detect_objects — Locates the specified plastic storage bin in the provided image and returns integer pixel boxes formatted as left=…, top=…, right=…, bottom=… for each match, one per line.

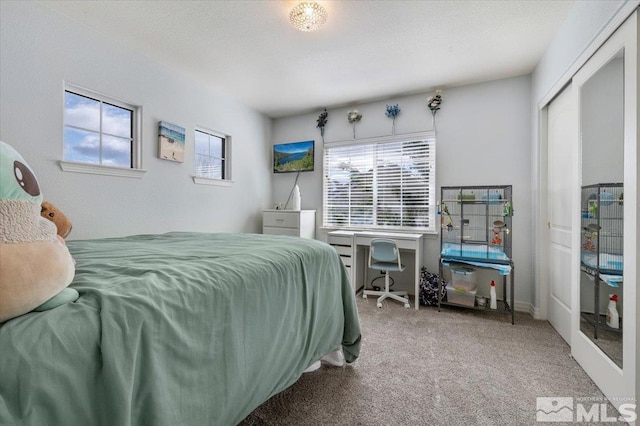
left=451, top=266, right=477, bottom=291
left=446, top=284, right=477, bottom=307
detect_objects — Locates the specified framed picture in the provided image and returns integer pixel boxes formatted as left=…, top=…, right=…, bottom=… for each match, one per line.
left=273, top=140, right=314, bottom=173
left=159, top=121, right=186, bottom=163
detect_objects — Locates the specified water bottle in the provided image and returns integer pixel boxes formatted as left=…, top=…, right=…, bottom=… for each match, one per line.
left=490, top=280, right=497, bottom=310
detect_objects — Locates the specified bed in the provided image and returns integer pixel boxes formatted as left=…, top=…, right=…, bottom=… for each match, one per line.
left=0, top=232, right=361, bottom=426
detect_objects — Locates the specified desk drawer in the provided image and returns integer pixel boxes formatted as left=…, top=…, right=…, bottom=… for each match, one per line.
left=332, top=245, right=353, bottom=257
left=339, top=255, right=352, bottom=268
left=356, top=236, right=416, bottom=251
left=263, top=211, right=299, bottom=229
left=328, top=235, right=353, bottom=246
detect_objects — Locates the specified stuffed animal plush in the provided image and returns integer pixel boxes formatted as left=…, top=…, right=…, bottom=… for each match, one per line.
left=41, top=201, right=72, bottom=238
left=0, top=141, right=78, bottom=323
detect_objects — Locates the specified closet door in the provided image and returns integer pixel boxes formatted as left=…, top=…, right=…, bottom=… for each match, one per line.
left=546, top=84, right=578, bottom=345
left=571, top=11, right=637, bottom=413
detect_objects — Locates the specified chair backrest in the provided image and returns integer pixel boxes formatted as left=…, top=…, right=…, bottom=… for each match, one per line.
left=368, top=239, right=402, bottom=269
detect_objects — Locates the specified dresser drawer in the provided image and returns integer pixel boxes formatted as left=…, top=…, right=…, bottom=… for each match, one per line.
left=263, top=226, right=299, bottom=237
left=263, top=211, right=300, bottom=229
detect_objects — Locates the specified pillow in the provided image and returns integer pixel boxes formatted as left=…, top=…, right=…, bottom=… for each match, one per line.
left=0, top=141, right=76, bottom=323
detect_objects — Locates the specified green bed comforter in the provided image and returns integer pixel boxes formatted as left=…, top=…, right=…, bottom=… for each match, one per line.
left=0, top=232, right=361, bottom=426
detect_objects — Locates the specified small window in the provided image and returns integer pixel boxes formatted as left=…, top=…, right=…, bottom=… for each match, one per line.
left=194, top=128, right=230, bottom=182
left=63, top=85, right=140, bottom=171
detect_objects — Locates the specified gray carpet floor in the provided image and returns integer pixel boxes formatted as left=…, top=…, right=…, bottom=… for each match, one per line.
left=241, top=297, right=618, bottom=425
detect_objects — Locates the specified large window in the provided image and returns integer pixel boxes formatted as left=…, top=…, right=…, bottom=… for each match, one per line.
left=323, top=132, right=436, bottom=232
left=194, top=128, right=229, bottom=181
left=63, top=85, right=139, bottom=169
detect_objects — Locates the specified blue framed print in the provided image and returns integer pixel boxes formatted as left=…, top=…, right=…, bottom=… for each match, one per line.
left=273, top=140, right=314, bottom=173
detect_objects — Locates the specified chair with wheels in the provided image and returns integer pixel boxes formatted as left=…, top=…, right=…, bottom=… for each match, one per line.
left=362, top=238, right=410, bottom=308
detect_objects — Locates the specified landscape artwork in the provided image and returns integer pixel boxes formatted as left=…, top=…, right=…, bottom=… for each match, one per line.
left=273, top=140, right=314, bottom=173
left=159, top=121, right=186, bottom=162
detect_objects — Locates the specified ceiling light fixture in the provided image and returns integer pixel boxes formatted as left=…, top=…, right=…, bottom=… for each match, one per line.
left=289, top=2, right=327, bottom=32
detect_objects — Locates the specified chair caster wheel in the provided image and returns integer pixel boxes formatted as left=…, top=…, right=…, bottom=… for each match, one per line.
left=376, top=303, right=382, bottom=308
left=404, top=303, right=410, bottom=309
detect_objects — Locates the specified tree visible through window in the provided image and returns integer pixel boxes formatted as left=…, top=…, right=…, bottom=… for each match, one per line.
left=323, top=133, right=435, bottom=232
left=63, top=88, right=136, bottom=168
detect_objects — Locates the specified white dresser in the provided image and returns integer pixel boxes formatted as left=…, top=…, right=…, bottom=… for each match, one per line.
left=262, top=210, right=316, bottom=239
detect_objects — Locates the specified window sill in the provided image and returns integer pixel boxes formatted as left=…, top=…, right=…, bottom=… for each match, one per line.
left=193, top=176, right=233, bottom=187
left=320, top=225, right=438, bottom=236
left=60, top=161, right=146, bottom=178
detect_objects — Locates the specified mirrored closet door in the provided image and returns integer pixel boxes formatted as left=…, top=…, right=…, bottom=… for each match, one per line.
left=571, top=10, right=637, bottom=409
left=578, top=51, right=623, bottom=368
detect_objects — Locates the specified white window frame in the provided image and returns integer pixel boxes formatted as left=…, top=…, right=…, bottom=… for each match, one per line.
left=60, top=83, right=145, bottom=178
left=192, top=126, right=233, bottom=187
left=322, top=131, right=436, bottom=233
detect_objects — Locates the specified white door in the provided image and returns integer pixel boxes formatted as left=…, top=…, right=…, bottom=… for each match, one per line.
left=546, top=84, right=577, bottom=345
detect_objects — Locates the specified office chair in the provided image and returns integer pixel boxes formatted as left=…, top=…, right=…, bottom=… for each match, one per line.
left=362, top=239, right=410, bottom=309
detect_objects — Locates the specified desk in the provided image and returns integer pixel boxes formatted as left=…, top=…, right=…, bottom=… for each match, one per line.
left=328, top=230, right=424, bottom=310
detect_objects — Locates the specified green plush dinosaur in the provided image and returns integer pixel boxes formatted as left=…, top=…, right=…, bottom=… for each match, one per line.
left=0, top=141, right=77, bottom=323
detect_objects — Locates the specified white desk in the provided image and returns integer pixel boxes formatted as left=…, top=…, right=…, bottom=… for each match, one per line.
left=328, top=230, right=424, bottom=310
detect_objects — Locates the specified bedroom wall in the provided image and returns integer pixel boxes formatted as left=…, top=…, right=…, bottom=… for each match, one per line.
left=0, top=2, right=272, bottom=240
left=271, top=75, right=533, bottom=308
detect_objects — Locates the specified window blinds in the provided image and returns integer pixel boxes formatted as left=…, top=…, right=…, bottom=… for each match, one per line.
left=323, top=133, right=435, bottom=232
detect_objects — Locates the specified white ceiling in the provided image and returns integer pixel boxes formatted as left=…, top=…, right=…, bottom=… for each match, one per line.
left=40, top=0, right=575, bottom=118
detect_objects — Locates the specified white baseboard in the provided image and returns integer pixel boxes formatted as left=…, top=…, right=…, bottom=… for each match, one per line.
left=514, top=301, right=545, bottom=319
left=530, top=305, right=544, bottom=319
left=514, top=301, right=532, bottom=314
